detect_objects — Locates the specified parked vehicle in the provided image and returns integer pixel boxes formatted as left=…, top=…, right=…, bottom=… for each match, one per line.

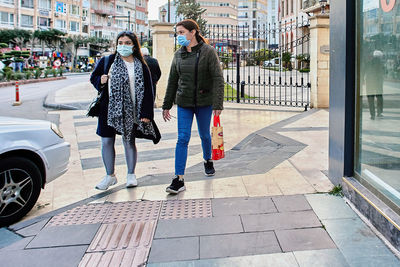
left=0, top=116, right=70, bottom=226
left=263, top=58, right=281, bottom=67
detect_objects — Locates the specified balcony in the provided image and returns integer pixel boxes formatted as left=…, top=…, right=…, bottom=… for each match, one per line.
left=302, top=0, right=329, bottom=12
left=92, top=8, right=114, bottom=16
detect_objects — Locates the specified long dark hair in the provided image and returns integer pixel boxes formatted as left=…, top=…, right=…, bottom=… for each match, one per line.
left=114, top=31, right=147, bottom=66
left=176, top=19, right=209, bottom=44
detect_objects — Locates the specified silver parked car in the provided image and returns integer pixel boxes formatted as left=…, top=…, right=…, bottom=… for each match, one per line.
left=0, top=116, right=70, bottom=226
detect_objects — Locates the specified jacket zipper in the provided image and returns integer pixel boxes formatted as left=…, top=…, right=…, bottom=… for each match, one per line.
left=194, top=50, right=200, bottom=107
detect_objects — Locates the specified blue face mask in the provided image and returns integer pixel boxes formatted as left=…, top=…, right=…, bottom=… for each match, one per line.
left=117, top=45, right=134, bottom=57
left=177, top=35, right=191, bottom=47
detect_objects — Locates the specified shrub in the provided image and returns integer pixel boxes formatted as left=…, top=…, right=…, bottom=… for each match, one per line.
left=57, top=68, right=63, bottom=76
left=44, top=69, right=52, bottom=78
left=34, top=68, right=42, bottom=79
left=13, top=71, right=24, bottom=80
left=52, top=69, right=57, bottom=77
left=24, top=71, right=32, bottom=80
left=5, top=70, right=13, bottom=81
left=299, top=68, right=310, bottom=73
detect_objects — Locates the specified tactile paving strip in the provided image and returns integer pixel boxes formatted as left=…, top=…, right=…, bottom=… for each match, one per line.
left=46, top=203, right=112, bottom=227
left=160, top=199, right=212, bottom=220
left=103, top=201, right=162, bottom=224
left=88, top=221, right=157, bottom=252
left=78, top=248, right=149, bottom=267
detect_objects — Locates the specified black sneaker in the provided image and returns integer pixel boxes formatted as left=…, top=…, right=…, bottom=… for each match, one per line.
left=204, top=159, right=215, bottom=176
left=166, top=176, right=185, bottom=194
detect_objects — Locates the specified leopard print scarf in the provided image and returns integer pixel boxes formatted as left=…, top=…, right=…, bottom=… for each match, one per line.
left=107, top=53, right=157, bottom=141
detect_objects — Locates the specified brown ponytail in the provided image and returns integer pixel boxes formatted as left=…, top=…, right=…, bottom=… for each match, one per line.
left=176, top=19, right=209, bottom=44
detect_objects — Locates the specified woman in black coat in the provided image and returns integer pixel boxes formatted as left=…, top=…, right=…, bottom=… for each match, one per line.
left=90, top=31, right=160, bottom=190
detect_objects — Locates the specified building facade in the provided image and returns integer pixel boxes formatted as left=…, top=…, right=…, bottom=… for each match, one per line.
left=330, top=0, right=400, bottom=250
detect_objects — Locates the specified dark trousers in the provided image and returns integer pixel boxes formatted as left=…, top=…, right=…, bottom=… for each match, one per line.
left=367, top=94, right=383, bottom=118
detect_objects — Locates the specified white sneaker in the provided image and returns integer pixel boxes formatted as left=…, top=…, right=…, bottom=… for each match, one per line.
left=95, top=174, right=117, bottom=190
left=126, top=174, right=138, bottom=188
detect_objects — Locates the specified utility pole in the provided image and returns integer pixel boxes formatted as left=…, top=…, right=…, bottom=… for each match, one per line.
left=128, top=10, right=131, bottom=30
left=168, top=0, right=170, bottom=23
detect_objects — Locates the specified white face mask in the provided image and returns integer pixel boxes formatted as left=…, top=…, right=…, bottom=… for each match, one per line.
left=117, top=45, right=134, bottom=57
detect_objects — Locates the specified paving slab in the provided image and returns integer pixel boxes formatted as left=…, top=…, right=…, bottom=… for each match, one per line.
left=147, top=252, right=299, bottom=267
left=275, top=228, right=336, bottom=252
left=16, top=218, right=50, bottom=237
left=272, top=195, right=312, bottom=212
left=241, top=210, right=321, bottom=232
left=27, top=224, right=101, bottom=248
left=211, top=197, right=277, bottom=216
left=148, top=237, right=199, bottom=263
left=154, top=216, right=243, bottom=238
left=293, top=249, right=349, bottom=267
left=305, top=194, right=357, bottom=220
left=200, top=231, right=281, bottom=259
left=0, top=245, right=88, bottom=267
left=0, top=228, right=22, bottom=249
left=0, top=236, right=34, bottom=251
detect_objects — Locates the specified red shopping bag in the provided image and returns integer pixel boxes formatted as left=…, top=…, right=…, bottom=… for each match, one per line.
left=212, top=115, right=224, bottom=160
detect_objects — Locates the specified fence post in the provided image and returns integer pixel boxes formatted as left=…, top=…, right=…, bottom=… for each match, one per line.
left=150, top=22, right=175, bottom=108
left=236, top=52, right=240, bottom=103
left=309, top=14, right=330, bottom=108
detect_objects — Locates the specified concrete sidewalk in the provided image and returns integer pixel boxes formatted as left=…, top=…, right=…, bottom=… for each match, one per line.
left=0, top=79, right=399, bottom=266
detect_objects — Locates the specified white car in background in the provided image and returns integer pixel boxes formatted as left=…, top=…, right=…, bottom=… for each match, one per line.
left=0, top=116, right=70, bottom=226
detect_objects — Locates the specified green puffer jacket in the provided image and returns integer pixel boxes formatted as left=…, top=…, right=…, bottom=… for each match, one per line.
left=162, top=41, right=224, bottom=110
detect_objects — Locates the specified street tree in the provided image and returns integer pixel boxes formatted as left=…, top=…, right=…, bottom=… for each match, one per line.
left=66, top=35, right=89, bottom=67
left=33, top=29, right=66, bottom=54
left=176, top=0, right=208, bottom=36
left=0, top=29, right=32, bottom=46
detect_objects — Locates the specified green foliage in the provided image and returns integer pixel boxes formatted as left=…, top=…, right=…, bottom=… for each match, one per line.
left=219, top=52, right=233, bottom=68
left=13, top=71, right=24, bottom=80
left=44, top=69, right=53, bottom=78
left=33, top=29, right=66, bottom=50
left=329, top=185, right=344, bottom=197
left=0, top=29, right=32, bottom=45
left=3, top=66, right=13, bottom=73
left=57, top=68, right=63, bottom=76
left=0, top=43, right=8, bottom=48
left=24, top=71, right=32, bottom=80
left=5, top=70, right=13, bottom=81
left=253, top=49, right=278, bottom=63
left=51, top=69, right=57, bottom=77
left=34, top=68, right=42, bottom=79
left=299, top=68, right=310, bottom=73
left=176, top=0, right=208, bottom=36
left=281, top=52, right=292, bottom=63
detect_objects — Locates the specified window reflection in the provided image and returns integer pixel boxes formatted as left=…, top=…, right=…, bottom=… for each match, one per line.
left=356, top=1, right=400, bottom=207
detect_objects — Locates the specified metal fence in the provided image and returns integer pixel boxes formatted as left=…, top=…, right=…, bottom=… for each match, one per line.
left=205, top=18, right=311, bottom=109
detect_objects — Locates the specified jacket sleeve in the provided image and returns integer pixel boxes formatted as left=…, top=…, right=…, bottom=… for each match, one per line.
left=208, top=48, right=224, bottom=110
left=140, top=63, right=155, bottom=120
left=154, top=58, right=162, bottom=82
left=90, top=57, right=105, bottom=92
left=162, top=55, right=179, bottom=110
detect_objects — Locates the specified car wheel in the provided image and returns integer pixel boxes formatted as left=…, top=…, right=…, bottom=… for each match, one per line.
left=0, top=157, right=42, bottom=227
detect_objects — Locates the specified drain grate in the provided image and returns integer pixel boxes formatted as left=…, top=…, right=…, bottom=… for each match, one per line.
left=103, top=201, right=162, bottom=224
left=46, top=203, right=112, bottom=227
left=160, top=199, right=212, bottom=220
left=79, top=248, right=149, bottom=267
left=88, top=221, right=157, bottom=252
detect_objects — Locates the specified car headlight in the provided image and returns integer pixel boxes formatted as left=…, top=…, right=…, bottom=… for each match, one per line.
left=51, top=123, right=64, bottom=138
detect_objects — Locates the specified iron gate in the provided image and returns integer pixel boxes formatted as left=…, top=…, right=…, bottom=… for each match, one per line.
left=205, top=18, right=311, bottom=109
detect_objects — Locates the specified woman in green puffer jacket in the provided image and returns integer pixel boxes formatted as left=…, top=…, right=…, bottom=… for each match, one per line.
left=162, top=19, right=224, bottom=194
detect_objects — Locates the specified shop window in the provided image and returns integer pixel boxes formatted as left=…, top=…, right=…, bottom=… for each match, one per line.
left=355, top=1, right=400, bottom=211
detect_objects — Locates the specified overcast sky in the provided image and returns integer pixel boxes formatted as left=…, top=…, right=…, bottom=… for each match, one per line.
left=148, top=0, right=168, bottom=20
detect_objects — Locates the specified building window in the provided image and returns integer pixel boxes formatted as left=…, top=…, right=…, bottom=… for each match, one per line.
left=0, top=11, right=14, bottom=25
left=38, top=0, right=51, bottom=10
left=70, top=21, right=79, bottom=32
left=355, top=5, right=400, bottom=211
left=0, top=0, right=14, bottom=5
left=21, top=0, right=34, bottom=8
left=38, top=17, right=51, bottom=27
left=21, top=14, right=33, bottom=27
left=69, top=5, right=80, bottom=16
left=82, top=24, right=88, bottom=33
left=55, top=19, right=66, bottom=30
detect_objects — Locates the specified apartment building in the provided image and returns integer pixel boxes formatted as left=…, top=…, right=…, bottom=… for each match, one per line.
left=199, top=0, right=238, bottom=27
left=135, top=0, right=148, bottom=41
left=0, top=0, right=90, bottom=35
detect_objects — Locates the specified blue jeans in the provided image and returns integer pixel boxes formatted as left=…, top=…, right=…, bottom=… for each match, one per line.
left=175, top=106, right=213, bottom=175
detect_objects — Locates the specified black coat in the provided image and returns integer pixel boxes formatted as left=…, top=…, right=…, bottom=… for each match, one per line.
left=90, top=54, right=160, bottom=143
left=144, top=55, right=161, bottom=95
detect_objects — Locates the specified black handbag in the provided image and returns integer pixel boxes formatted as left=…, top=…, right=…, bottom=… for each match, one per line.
left=87, top=56, right=109, bottom=117
left=86, top=90, right=104, bottom=117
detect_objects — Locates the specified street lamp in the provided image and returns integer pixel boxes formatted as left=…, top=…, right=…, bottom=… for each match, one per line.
left=160, top=8, right=167, bottom=23
left=108, top=10, right=131, bottom=31
left=319, top=0, right=328, bottom=14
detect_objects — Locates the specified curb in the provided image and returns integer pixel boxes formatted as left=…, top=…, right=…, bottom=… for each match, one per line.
left=0, top=76, right=67, bottom=88
left=43, top=90, right=78, bottom=110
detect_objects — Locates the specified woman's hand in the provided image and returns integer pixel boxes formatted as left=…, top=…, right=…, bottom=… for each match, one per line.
left=163, top=109, right=171, bottom=121
left=100, top=74, right=108, bottom=84
left=213, top=110, right=222, bottom=116
left=140, top=118, right=150, bottom=123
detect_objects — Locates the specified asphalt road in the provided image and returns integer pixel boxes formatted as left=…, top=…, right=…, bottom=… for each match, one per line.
left=0, top=74, right=90, bottom=123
